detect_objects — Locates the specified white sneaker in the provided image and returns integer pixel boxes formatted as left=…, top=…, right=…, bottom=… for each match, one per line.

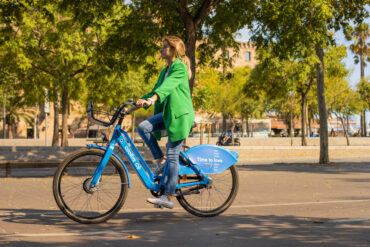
left=153, top=162, right=165, bottom=175
left=147, top=195, right=174, bottom=209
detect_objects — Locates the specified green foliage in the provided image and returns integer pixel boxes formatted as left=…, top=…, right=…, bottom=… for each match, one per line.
left=357, top=78, right=370, bottom=109
left=250, top=0, right=368, bottom=59
left=325, top=46, right=348, bottom=78
left=193, top=66, right=219, bottom=112
left=349, top=22, right=370, bottom=65
left=57, top=0, right=258, bottom=92
left=85, top=63, right=160, bottom=112
left=193, top=65, right=260, bottom=120
left=246, top=46, right=315, bottom=116
left=323, top=46, right=362, bottom=117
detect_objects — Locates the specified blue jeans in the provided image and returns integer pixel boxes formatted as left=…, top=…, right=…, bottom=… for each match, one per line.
left=137, top=113, right=184, bottom=195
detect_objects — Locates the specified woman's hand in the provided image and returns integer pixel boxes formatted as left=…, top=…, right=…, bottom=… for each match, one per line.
left=136, top=99, right=152, bottom=108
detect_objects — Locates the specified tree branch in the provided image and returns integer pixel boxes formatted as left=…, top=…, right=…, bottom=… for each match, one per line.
left=70, top=57, right=91, bottom=77
left=178, top=0, right=193, bottom=26
left=194, top=0, right=220, bottom=27
left=303, top=74, right=314, bottom=98
left=31, top=64, right=55, bottom=76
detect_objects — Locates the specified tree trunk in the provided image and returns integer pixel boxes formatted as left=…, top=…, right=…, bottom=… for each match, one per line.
left=222, top=114, right=227, bottom=134
left=251, top=114, right=254, bottom=138
left=290, top=110, right=294, bottom=138
left=216, top=121, right=219, bottom=136
left=52, top=100, right=59, bottom=146
left=178, top=0, right=221, bottom=94
left=339, top=115, right=350, bottom=146
left=185, top=32, right=196, bottom=95
left=360, top=51, right=365, bottom=136
left=362, top=111, right=367, bottom=137
left=305, top=103, right=309, bottom=138
left=231, top=120, right=235, bottom=145
left=7, top=124, right=13, bottom=139
left=308, top=114, right=312, bottom=138
left=34, top=103, right=38, bottom=139
left=2, top=92, right=6, bottom=139
left=241, top=118, right=245, bottom=137
left=315, top=46, right=329, bottom=164
left=301, top=92, right=307, bottom=146
left=61, top=88, right=69, bottom=146
left=246, top=116, right=250, bottom=137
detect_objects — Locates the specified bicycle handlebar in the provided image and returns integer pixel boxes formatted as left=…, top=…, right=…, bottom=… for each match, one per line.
left=87, top=101, right=136, bottom=127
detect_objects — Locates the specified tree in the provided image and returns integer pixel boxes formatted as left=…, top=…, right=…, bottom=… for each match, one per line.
left=240, top=95, right=266, bottom=138
left=59, top=0, right=257, bottom=94
left=0, top=79, right=35, bottom=138
left=357, top=78, right=370, bottom=135
left=349, top=22, right=369, bottom=136
left=4, top=2, right=116, bottom=146
left=326, top=78, right=361, bottom=145
left=358, top=78, right=370, bottom=109
left=324, top=46, right=357, bottom=145
left=250, top=0, right=368, bottom=164
left=247, top=47, right=315, bottom=145
left=193, top=65, right=253, bottom=142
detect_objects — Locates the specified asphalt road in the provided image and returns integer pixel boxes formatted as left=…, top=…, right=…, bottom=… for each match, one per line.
left=0, top=158, right=370, bottom=247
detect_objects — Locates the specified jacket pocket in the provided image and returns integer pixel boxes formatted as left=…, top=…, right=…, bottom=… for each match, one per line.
left=175, top=111, right=189, bottom=119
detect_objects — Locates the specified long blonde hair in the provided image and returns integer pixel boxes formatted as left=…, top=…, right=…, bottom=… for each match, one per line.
left=164, top=36, right=192, bottom=79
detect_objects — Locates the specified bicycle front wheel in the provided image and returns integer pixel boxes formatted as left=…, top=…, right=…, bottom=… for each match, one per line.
left=53, top=148, right=128, bottom=224
left=177, top=165, right=239, bottom=217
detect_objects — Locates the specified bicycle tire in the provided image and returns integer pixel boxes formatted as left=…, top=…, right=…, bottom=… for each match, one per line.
left=53, top=148, right=128, bottom=224
left=177, top=165, right=239, bottom=217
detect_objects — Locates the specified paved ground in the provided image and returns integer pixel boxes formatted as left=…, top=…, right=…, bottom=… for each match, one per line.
left=0, top=157, right=370, bottom=246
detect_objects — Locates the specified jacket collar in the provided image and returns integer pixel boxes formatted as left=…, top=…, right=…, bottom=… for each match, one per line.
left=158, top=58, right=181, bottom=84
left=166, top=58, right=180, bottom=74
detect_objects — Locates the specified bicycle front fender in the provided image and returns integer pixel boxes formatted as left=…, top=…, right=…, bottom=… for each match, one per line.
left=87, top=144, right=131, bottom=188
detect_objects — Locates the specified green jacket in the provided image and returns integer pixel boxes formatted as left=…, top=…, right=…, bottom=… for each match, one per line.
left=141, top=58, right=195, bottom=142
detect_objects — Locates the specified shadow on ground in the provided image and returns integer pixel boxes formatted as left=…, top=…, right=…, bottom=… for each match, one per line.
left=0, top=208, right=369, bottom=247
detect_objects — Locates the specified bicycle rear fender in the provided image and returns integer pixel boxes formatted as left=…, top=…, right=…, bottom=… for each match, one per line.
left=179, top=144, right=238, bottom=175
left=86, top=144, right=131, bottom=188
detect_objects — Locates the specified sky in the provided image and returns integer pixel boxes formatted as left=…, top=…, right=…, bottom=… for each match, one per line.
left=235, top=26, right=369, bottom=129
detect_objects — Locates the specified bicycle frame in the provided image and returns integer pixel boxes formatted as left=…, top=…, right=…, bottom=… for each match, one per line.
left=88, top=124, right=211, bottom=192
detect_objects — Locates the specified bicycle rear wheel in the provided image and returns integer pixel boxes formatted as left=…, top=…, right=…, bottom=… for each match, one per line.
left=53, top=148, right=128, bottom=224
left=177, top=165, right=239, bottom=217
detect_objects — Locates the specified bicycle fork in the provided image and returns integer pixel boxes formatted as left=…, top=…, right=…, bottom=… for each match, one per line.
left=90, top=139, right=117, bottom=188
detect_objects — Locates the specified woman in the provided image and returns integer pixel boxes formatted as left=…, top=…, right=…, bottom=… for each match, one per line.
left=129, top=36, right=195, bottom=209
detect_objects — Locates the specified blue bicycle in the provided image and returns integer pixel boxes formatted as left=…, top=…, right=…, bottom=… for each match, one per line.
left=53, top=101, right=239, bottom=224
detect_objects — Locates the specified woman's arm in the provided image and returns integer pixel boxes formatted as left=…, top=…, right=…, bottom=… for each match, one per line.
left=126, top=94, right=158, bottom=114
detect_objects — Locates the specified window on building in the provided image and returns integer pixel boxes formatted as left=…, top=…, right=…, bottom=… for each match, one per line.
left=245, top=51, right=251, bottom=61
